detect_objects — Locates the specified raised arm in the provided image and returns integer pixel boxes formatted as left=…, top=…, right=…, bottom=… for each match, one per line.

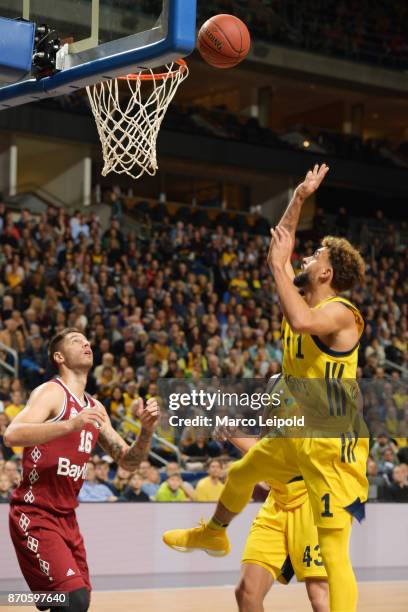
left=278, top=164, right=329, bottom=238
left=4, top=383, right=107, bottom=447
left=97, top=397, right=159, bottom=472
left=278, top=164, right=329, bottom=280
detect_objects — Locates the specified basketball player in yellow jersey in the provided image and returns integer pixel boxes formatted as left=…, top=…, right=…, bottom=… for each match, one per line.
left=163, top=164, right=369, bottom=612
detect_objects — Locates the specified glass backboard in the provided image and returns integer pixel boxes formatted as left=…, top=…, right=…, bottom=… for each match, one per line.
left=0, top=0, right=196, bottom=108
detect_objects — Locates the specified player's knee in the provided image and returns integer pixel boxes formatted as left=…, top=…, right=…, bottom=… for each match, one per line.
left=318, top=539, right=335, bottom=566
left=306, top=579, right=329, bottom=612
left=55, top=587, right=89, bottom=612
left=228, top=458, right=248, bottom=484
left=228, top=459, right=242, bottom=478
left=235, top=576, right=262, bottom=608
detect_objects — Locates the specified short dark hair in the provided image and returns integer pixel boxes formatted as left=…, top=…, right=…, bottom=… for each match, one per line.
left=48, top=327, right=84, bottom=368
left=322, top=236, right=365, bottom=292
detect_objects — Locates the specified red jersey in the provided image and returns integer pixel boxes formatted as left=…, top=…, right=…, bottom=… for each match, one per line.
left=11, top=378, right=100, bottom=515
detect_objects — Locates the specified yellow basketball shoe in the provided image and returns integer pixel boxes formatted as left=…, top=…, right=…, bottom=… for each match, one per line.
left=163, top=520, right=231, bottom=557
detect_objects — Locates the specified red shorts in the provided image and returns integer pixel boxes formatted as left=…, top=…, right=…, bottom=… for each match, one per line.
left=9, top=505, right=91, bottom=593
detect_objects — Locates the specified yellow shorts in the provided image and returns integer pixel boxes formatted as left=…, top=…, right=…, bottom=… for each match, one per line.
left=241, top=497, right=327, bottom=583
left=221, top=435, right=369, bottom=529
left=291, top=436, right=369, bottom=528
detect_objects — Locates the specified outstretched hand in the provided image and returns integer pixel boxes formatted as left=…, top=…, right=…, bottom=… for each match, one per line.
left=133, top=397, right=160, bottom=433
left=295, top=163, right=329, bottom=200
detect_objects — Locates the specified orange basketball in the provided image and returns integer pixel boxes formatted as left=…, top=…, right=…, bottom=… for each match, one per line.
left=197, top=14, right=251, bottom=69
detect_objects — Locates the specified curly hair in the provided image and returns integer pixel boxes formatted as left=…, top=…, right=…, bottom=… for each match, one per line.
left=322, top=236, right=365, bottom=292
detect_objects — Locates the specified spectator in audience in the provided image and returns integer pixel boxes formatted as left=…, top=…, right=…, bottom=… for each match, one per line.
left=137, top=460, right=151, bottom=480
left=120, top=472, right=150, bottom=502
left=155, top=474, right=188, bottom=502
left=94, top=459, right=117, bottom=495
left=4, top=390, right=24, bottom=421
left=96, top=366, right=117, bottom=400
left=141, top=466, right=161, bottom=499
left=378, top=447, right=397, bottom=481
left=384, top=464, right=408, bottom=502
left=94, top=352, right=117, bottom=383
left=78, top=462, right=117, bottom=502
left=105, top=386, right=126, bottom=420
left=0, top=413, right=12, bottom=460
left=123, top=381, right=139, bottom=410
left=21, top=334, right=48, bottom=388
left=367, top=458, right=384, bottom=487
left=371, top=432, right=394, bottom=464
left=164, top=462, right=196, bottom=500
left=3, top=460, right=20, bottom=490
left=0, top=471, right=12, bottom=502
left=365, top=338, right=386, bottom=366
left=182, top=431, right=219, bottom=463
left=153, top=413, right=178, bottom=462
left=0, top=318, right=25, bottom=353
left=195, top=459, right=225, bottom=502
left=111, top=466, right=131, bottom=496
left=386, top=336, right=405, bottom=365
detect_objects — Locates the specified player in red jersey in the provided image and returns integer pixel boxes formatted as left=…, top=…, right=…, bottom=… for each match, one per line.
left=4, top=328, right=159, bottom=612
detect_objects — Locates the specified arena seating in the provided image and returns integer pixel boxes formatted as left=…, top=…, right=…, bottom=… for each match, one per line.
left=191, top=0, right=408, bottom=70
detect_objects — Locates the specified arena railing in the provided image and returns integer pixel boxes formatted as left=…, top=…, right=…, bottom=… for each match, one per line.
left=13, top=183, right=81, bottom=211
left=384, top=359, right=408, bottom=377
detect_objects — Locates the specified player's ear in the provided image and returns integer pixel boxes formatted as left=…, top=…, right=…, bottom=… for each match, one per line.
left=53, top=351, right=64, bottom=365
left=320, top=266, right=333, bottom=284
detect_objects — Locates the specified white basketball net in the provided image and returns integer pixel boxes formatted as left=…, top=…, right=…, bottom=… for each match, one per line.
left=86, top=61, right=189, bottom=179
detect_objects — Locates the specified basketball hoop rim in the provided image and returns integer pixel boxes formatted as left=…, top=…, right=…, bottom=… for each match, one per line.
left=118, top=58, right=188, bottom=82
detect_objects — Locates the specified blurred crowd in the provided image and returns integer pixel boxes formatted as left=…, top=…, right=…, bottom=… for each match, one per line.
left=0, top=197, right=407, bottom=503
left=196, top=0, right=408, bottom=69
left=164, top=106, right=405, bottom=169
left=46, top=93, right=406, bottom=171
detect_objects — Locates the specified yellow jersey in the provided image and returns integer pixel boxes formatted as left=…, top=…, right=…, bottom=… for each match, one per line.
left=280, top=296, right=365, bottom=431
left=281, top=295, right=364, bottom=379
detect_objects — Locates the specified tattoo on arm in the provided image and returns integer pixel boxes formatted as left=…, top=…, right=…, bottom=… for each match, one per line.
left=120, top=429, right=152, bottom=471
left=98, top=426, right=152, bottom=471
left=98, top=427, right=127, bottom=464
